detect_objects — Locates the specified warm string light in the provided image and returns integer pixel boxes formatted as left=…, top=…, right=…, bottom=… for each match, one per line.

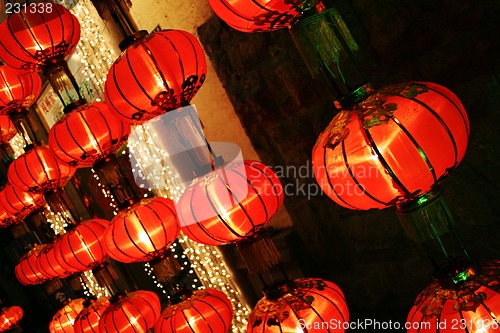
left=9, top=133, right=26, bottom=158
left=82, top=270, right=110, bottom=299
left=43, top=204, right=70, bottom=235
left=90, top=168, right=118, bottom=215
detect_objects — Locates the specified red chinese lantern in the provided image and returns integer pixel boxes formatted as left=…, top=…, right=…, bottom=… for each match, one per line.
left=0, top=3, right=80, bottom=72
left=248, top=278, right=349, bottom=333
left=312, top=82, right=469, bottom=210
left=0, top=65, right=42, bottom=114
left=0, top=116, right=16, bottom=143
left=99, top=290, right=161, bottom=333
left=56, top=219, right=110, bottom=273
left=14, top=246, right=47, bottom=285
left=7, top=145, right=76, bottom=193
left=154, top=289, right=233, bottom=333
left=37, top=242, right=72, bottom=280
left=0, top=184, right=46, bottom=220
left=105, top=29, right=207, bottom=124
left=74, top=297, right=111, bottom=333
left=207, top=0, right=319, bottom=32
left=48, top=102, right=131, bottom=168
left=178, top=160, right=284, bottom=246
left=0, top=306, right=23, bottom=331
left=104, top=197, right=180, bottom=263
left=0, top=203, right=17, bottom=228
left=407, top=260, right=500, bottom=333
left=49, top=299, right=86, bottom=333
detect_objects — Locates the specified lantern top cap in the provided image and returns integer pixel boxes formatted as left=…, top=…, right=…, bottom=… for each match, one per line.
left=62, top=99, right=87, bottom=114
left=433, top=257, right=476, bottom=289
left=262, top=278, right=293, bottom=300
left=119, top=30, right=149, bottom=51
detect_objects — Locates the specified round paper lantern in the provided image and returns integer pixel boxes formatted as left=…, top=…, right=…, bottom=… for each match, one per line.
left=74, top=297, right=111, bottom=333
left=0, top=65, right=42, bottom=114
left=57, top=219, right=110, bottom=273
left=49, top=299, right=86, bottom=333
left=15, top=246, right=46, bottom=285
left=407, top=260, right=500, bottom=333
left=312, top=82, right=469, bottom=210
left=0, top=3, right=80, bottom=72
left=248, top=278, right=349, bottom=333
left=155, top=289, right=233, bottom=333
left=37, top=242, right=72, bottom=280
left=100, top=290, right=161, bottom=333
left=207, top=0, right=319, bottom=32
left=105, top=29, right=207, bottom=124
left=8, top=145, right=76, bottom=193
left=104, top=197, right=180, bottom=263
left=178, top=160, right=284, bottom=246
left=0, top=184, right=46, bottom=219
left=0, top=306, right=23, bottom=331
left=0, top=116, right=16, bottom=142
left=48, top=102, right=131, bottom=168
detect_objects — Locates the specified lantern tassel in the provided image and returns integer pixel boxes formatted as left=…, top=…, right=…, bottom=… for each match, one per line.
left=236, top=229, right=281, bottom=275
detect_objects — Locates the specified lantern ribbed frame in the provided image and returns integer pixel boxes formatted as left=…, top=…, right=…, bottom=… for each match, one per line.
left=248, top=278, right=349, bottom=333
left=48, top=102, right=131, bottom=168
left=0, top=65, right=42, bottom=114
left=15, top=246, right=46, bottom=285
left=178, top=160, right=284, bottom=246
left=207, top=0, right=319, bottom=32
left=0, top=184, right=45, bottom=219
left=154, top=289, right=234, bottom=333
left=74, top=297, right=111, bottom=333
left=7, top=145, right=76, bottom=193
left=56, top=219, right=109, bottom=273
left=105, top=29, right=207, bottom=124
left=0, top=115, right=17, bottom=142
left=99, top=290, right=161, bottom=333
left=104, top=197, right=180, bottom=263
left=312, top=82, right=470, bottom=210
left=0, top=3, right=80, bottom=72
left=0, top=306, right=23, bottom=331
left=49, top=299, right=86, bottom=333
left=37, top=242, right=71, bottom=280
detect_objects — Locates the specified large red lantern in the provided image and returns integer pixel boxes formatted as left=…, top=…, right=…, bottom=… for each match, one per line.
left=312, top=82, right=469, bottom=210
left=178, top=160, right=284, bottom=246
left=37, top=242, right=72, bottom=280
left=104, top=197, right=180, bottom=263
left=56, top=219, right=110, bottom=273
left=99, top=290, right=161, bottom=333
left=207, top=0, right=319, bottom=32
left=0, top=65, right=42, bottom=114
left=74, top=297, right=111, bottom=333
left=154, top=289, right=233, bottom=333
left=248, top=278, right=349, bottom=333
left=7, top=145, right=76, bottom=193
left=407, top=260, right=500, bottom=333
left=0, top=306, right=23, bottom=331
left=49, top=299, right=86, bottom=333
left=48, top=102, right=131, bottom=168
left=0, top=3, right=80, bottom=72
left=14, top=246, right=46, bottom=285
left=0, top=184, right=46, bottom=220
left=105, top=29, right=207, bottom=124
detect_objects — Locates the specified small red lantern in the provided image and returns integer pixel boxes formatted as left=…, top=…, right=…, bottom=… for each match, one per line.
left=155, top=289, right=233, bottom=333
left=0, top=203, right=17, bottom=228
left=207, top=0, right=319, bottom=32
left=0, top=184, right=46, bottom=220
left=14, top=246, right=46, bottom=285
left=248, top=278, right=349, bottom=333
left=56, top=219, right=110, bottom=273
left=37, top=242, right=71, bottom=280
left=48, top=102, right=131, bottom=168
left=0, top=116, right=16, bottom=143
left=178, top=160, right=284, bottom=246
left=49, top=299, right=86, bottom=333
left=99, top=290, right=161, bottom=333
left=0, top=306, right=23, bottom=331
left=105, top=29, right=207, bottom=124
left=8, top=145, right=76, bottom=193
left=407, top=260, right=500, bottom=333
left=104, top=197, right=180, bottom=263
left=74, top=297, right=111, bottom=333
left=0, top=65, right=42, bottom=114
left=312, top=82, right=469, bottom=210
left=0, top=3, right=80, bottom=72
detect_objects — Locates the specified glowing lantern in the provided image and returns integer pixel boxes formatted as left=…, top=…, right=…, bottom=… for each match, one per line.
left=0, top=306, right=23, bottom=331
left=207, top=0, right=319, bottom=32
left=37, top=243, right=72, bottom=280
left=312, top=82, right=469, bottom=210
left=0, top=65, right=42, bottom=114
left=248, top=278, right=349, bottom=333
left=155, top=289, right=233, bottom=333
left=0, top=3, right=80, bottom=72
left=0, top=203, right=17, bottom=228
left=49, top=299, right=86, bottom=333
left=48, top=102, right=131, bottom=168
left=105, top=29, right=206, bottom=124
left=14, top=246, right=46, bottom=285
left=74, top=297, right=111, bottom=333
left=0, top=184, right=45, bottom=220
left=104, top=197, right=179, bottom=263
left=99, top=290, right=161, bottom=333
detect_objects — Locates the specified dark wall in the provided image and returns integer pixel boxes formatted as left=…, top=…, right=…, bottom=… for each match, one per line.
left=198, top=0, right=500, bottom=326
